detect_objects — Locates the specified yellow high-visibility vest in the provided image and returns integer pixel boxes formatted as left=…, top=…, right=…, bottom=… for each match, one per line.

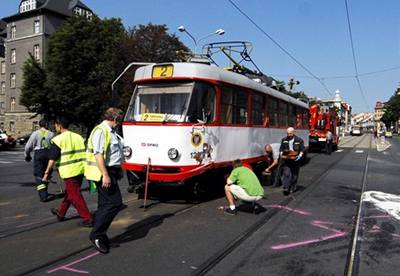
left=84, top=123, right=111, bottom=181
left=51, top=131, right=86, bottom=179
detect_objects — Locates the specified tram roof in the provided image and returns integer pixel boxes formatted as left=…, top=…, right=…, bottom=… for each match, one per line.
left=134, top=62, right=308, bottom=109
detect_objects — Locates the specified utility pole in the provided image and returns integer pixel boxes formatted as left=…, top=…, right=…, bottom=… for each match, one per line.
left=288, top=78, right=300, bottom=91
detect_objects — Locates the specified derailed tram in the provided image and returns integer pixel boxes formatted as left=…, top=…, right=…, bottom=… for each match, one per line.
left=122, top=59, right=309, bottom=193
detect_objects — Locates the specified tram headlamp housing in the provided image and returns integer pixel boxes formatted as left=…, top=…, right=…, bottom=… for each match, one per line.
left=168, top=148, right=179, bottom=160
left=123, top=146, right=132, bottom=159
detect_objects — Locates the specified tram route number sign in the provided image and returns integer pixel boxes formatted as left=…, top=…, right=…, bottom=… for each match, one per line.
left=152, top=65, right=174, bottom=78
left=141, top=113, right=166, bottom=122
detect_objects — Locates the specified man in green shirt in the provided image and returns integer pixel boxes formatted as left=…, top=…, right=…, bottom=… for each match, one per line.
left=224, top=159, right=264, bottom=215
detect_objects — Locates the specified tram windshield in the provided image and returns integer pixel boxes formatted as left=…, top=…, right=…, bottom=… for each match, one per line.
left=125, top=82, right=216, bottom=123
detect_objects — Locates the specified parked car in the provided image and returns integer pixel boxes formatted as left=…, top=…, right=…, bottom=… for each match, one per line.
left=17, top=133, right=32, bottom=145
left=0, top=130, right=16, bottom=149
left=385, top=131, right=393, bottom=138
left=351, top=126, right=362, bottom=136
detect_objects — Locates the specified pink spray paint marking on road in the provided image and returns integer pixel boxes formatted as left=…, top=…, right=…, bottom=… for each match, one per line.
left=271, top=220, right=347, bottom=250
left=47, top=251, right=100, bottom=274
left=264, top=205, right=311, bottom=216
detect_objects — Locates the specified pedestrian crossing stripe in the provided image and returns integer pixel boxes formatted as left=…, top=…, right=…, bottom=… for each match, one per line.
left=0, top=161, right=13, bottom=164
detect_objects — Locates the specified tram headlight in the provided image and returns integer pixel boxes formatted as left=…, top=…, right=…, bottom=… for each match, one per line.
left=168, top=148, right=179, bottom=160
left=123, top=146, right=132, bottom=159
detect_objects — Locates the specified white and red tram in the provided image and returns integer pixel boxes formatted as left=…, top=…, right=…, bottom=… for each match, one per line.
left=122, top=61, right=309, bottom=186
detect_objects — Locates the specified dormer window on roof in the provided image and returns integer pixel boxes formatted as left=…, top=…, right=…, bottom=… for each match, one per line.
left=20, top=0, right=37, bottom=13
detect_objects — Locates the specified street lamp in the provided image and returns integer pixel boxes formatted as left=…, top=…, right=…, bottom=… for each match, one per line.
left=178, top=25, right=225, bottom=53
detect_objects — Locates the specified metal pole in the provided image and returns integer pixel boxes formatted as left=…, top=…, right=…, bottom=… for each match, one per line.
left=110, top=62, right=153, bottom=106
left=143, top=157, right=151, bottom=211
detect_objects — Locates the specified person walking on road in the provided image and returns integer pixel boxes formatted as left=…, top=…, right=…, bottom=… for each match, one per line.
left=325, top=130, right=333, bottom=155
left=264, top=143, right=281, bottom=187
left=24, top=119, right=55, bottom=202
left=224, top=159, right=265, bottom=215
left=85, top=108, right=125, bottom=254
left=279, top=127, right=305, bottom=195
left=43, top=117, right=94, bottom=227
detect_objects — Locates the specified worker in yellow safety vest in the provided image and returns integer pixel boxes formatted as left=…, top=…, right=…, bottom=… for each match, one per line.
left=43, top=116, right=94, bottom=227
left=86, top=107, right=124, bottom=254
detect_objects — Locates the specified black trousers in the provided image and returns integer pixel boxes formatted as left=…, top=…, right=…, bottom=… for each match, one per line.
left=281, top=160, right=300, bottom=190
left=90, top=167, right=123, bottom=242
left=33, top=149, right=50, bottom=199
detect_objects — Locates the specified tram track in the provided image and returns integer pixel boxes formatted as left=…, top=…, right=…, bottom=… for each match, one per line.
left=16, top=201, right=199, bottom=276
left=8, top=135, right=370, bottom=275
left=193, top=134, right=370, bottom=276
left=344, top=134, right=371, bottom=276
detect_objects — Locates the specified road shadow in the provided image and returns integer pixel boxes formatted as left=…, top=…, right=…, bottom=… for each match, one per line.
left=112, top=214, right=173, bottom=244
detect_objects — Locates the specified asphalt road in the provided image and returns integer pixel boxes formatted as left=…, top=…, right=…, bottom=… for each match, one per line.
left=0, top=135, right=399, bottom=276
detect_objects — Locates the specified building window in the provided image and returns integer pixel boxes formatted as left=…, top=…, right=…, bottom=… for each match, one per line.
left=32, top=121, right=39, bottom=131
left=10, top=26, right=16, bottom=39
left=34, top=20, right=40, bottom=34
left=1, top=61, right=5, bottom=74
left=10, top=97, right=16, bottom=111
left=10, top=73, right=16, bottom=88
left=11, top=49, right=16, bottom=64
left=20, top=0, right=37, bottom=13
left=33, top=44, right=40, bottom=60
left=86, top=11, right=93, bottom=20
left=0, top=82, right=5, bottom=94
left=9, top=121, right=15, bottom=132
left=74, top=7, right=83, bottom=16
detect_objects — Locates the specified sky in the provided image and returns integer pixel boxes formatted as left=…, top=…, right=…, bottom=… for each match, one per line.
left=2, top=0, right=400, bottom=113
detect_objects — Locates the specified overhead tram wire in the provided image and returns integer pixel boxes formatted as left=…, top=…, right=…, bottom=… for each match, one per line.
left=273, top=65, right=400, bottom=80
left=344, top=0, right=370, bottom=109
left=228, top=0, right=333, bottom=97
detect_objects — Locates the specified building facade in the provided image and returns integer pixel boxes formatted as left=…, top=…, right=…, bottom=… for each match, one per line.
left=320, top=89, right=352, bottom=135
left=0, top=0, right=92, bottom=135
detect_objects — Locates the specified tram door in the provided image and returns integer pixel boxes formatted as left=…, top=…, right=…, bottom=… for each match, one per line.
left=187, top=82, right=216, bottom=165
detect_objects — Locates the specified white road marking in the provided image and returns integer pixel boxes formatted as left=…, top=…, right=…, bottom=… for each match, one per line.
left=355, top=150, right=364, bottom=153
left=363, top=191, right=400, bottom=221
left=336, top=149, right=344, bottom=153
left=0, top=161, right=13, bottom=164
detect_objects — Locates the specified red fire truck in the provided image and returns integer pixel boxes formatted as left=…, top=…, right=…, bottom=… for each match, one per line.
left=308, top=103, right=340, bottom=152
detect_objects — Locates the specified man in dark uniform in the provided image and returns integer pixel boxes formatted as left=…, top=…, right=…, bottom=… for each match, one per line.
left=24, top=119, right=55, bottom=202
left=279, top=127, right=305, bottom=195
left=85, top=108, right=124, bottom=254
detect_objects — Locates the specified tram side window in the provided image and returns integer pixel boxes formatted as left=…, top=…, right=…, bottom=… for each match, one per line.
left=279, top=101, right=288, bottom=127
left=221, top=86, right=248, bottom=125
left=288, top=104, right=297, bottom=127
left=268, top=97, right=278, bottom=127
left=187, top=82, right=216, bottom=123
left=251, top=92, right=265, bottom=126
left=295, top=106, right=303, bottom=128
left=303, top=109, right=309, bottom=128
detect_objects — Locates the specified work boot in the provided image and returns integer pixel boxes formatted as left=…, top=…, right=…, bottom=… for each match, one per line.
left=224, top=208, right=237, bottom=216
left=41, top=194, right=55, bottom=202
left=78, top=220, right=94, bottom=228
left=50, top=208, right=65, bottom=221
left=283, top=188, right=290, bottom=196
left=92, top=238, right=109, bottom=254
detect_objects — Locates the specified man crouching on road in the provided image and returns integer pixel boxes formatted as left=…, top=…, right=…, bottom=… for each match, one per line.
left=224, top=159, right=265, bottom=215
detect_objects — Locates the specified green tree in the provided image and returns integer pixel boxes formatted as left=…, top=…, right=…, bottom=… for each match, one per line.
left=45, top=16, right=126, bottom=133
left=20, top=54, right=49, bottom=117
left=382, top=92, right=400, bottom=128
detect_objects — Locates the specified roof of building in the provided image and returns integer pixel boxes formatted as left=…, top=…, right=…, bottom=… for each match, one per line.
left=2, top=0, right=93, bottom=22
left=0, top=20, right=6, bottom=38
